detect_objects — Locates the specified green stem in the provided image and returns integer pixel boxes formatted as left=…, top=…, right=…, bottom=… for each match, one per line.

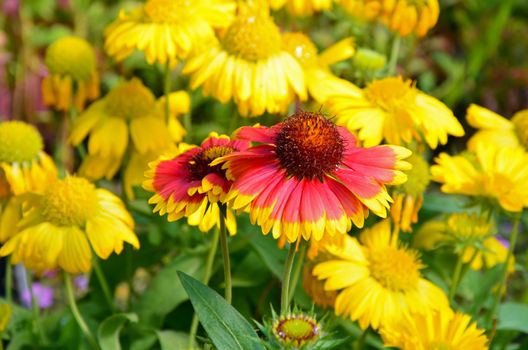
left=70, top=104, right=86, bottom=159
left=219, top=205, right=232, bottom=304
left=387, top=35, right=401, bottom=76
left=64, top=272, right=100, bottom=350
left=92, top=258, right=114, bottom=312
left=486, top=216, right=520, bottom=328
left=164, top=61, right=171, bottom=125
left=287, top=241, right=307, bottom=303
left=189, top=226, right=221, bottom=349
left=27, top=272, right=46, bottom=344
left=5, top=258, right=12, bottom=304
left=355, top=327, right=370, bottom=350
left=183, top=112, right=192, bottom=143
left=449, top=248, right=465, bottom=302
left=281, top=244, right=297, bottom=314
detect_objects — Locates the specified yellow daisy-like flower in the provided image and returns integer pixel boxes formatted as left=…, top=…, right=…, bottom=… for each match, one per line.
left=104, top=0, right=236, bottom=65
left=282, top=32, right=355, bottom=105
left=340, top=0, right=440, bottom=37
left=42, top=36, right=100, bottom=112
left=326, top=76, right=464, bottom=148
left=0, top=176, right=139, bottom=274
left=467, top=104, right=528, bottom=151
left=391, top=152, right=430, bottom=232
left=69, top=78, right=173, bottom=196
left=302, top=253, right=338, bottom=308
left=313, top=219, right=448, bottom=330
left=269, top=0, right=336, bottom=16
left=0, top=121, right=57, bottom=242
left=183, top=4, right=307, bottom=117
left=431, top=144, right=528, bottom=213
left=381, top=309, right=489, bottom=350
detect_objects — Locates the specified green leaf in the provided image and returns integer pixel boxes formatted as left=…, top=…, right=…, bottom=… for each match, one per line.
left=156, top=330, right=189, bottom=350
left=497, top=303, right=528, bottom=333
left=97, top=313, right=138, bottom=350
left=240, top=229, right=286, bottom=278
left=178, top=272, right=265, bottom=350
left=133, top=254, right=204, bottom=326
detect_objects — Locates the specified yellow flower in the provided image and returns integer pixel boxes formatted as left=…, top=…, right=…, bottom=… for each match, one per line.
left=282, top=32, right=355, bottom=105
left=380, top=309, right=488, bottom=350
left=155, top=91, right=190, bottom=143
left=302, top=252, right=338, bottom=309
left=104, top=0, right=236, bottom=65
left=467, top=104, right=528, bottom=151
left=42, top=36, right=100, bottom=111
left=313, top=220, right=448, bottom=330
left=391, top=153, right=430, bottom=232
left=0, top=302, right=12, bottom=332
left=69, top=79, right=173, bottom=195
left=431, top=144, right=528, bottom=213
left=183, top=3, right=307, bottom=117
left=0, top=121, right=57, bottom=242
left=326, top=76, right=464, bottom=148
left=0, top=176, right=139, bottom=274
left=269, top=0, right=336, bottom=16
left=340, top=0, right=440, bottom=37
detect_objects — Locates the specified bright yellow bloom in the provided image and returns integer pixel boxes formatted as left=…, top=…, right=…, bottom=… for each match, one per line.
left=467, top=104, right=528, bottom=151
left=269, top=0, right=336, bottom=16
left=326, top=76, right=464, bottom=148
left=183, top=4, right=307, bottom=117
left=104, top=0, right=236, bottom=65
left=282, top=32, right=355, bottom=105
left=0, top=176, right=139, bottom=274
left=0, top=302, right=12, bottom=332
left=431, top=144, right=528, bottom=213
left=391, top=153, right=430, bottom=232
left=381, top=309, right=488, bottom=350
left=42, top=36, right=100, bottom=111
left=340, top=0, right=440, bottom=37
left=313, top=220, right=448, bottom=330
left=69, top=79, right=174, bottom=197
left=0, top=121, right=57, bottom=242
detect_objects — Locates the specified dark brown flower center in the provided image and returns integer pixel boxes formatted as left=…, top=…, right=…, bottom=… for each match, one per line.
left=275, top=111, right=344, bottom=180
left=187, top=145, right=235, bottom=181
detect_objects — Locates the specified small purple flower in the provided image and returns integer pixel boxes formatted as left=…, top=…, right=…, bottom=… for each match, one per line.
left=21, top=283, right=54, bottom=309
left=496, top=235, right=509, bottom=249
left=74, top=275, right=89, bottom=293
left=1, top=0, right=19, bottom=17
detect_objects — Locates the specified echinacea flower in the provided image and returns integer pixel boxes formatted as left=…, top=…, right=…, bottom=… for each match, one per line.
left=183, top=3, right=307, bottom=117
left=341, top=0, right=440, bottom=37
left=380, top=309, right=488, bottom=350
left=269, top=0, right=335, bottom=16
left=144, top=133, right=250, bottom=234
left=42, top=36, right=99, bottom=111
left=216, top=110, right=410, bottom=244
left=390, top=152, right=430, bottom=232
left=0, top=176, right=139, bottom=274
left=69, top=78, right=174, bottom=197
left=313, top=219, right=449, bottom=330
left=326, top=76, right=464, bottom=148
left=0, top=121, right=57, bottom=242
left=104, top=0, right=236, bottom=65
left=281, top=32, right=355, bottom=105
left=466, top=104, right=528, bottom=151
left=431, top=144, right=528, bottom=213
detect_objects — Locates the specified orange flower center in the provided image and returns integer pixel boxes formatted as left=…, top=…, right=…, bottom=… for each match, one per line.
left=188, top=145, right=235, bottom=181
left=368, top=247, right=421, bottom=291
left=275, top=111, right=344, bottom=180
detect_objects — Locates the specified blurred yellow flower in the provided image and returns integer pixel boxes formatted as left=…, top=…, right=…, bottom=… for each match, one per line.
left=0, top=176, right=139, bottom=274
left=282, top=32, right=355, bottom=105
left=381, top=309, right=488, bottom=350
left=391, top=153, right=430, bottom=232
left=0, top=121, right=57, bottom=242
left=42, top=36, right=100, bottom=111
left=69, top=79, right=176, bottom=197
left=326, top=76, right=464, bottom=148
left=269, top=0, right=336, bottom=16
left=183, top=4, right=306, bottom=117
left=467, top=104, right=528, bottom=151
left=341, top=0, right=439, bottom=37
left=104, top=0, right=236, bottom=65
left=0, top=302, right=12, bottom=332
left=431, top=144, right=528, bottom=213
left=313, top=220, right=448, bottom=330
